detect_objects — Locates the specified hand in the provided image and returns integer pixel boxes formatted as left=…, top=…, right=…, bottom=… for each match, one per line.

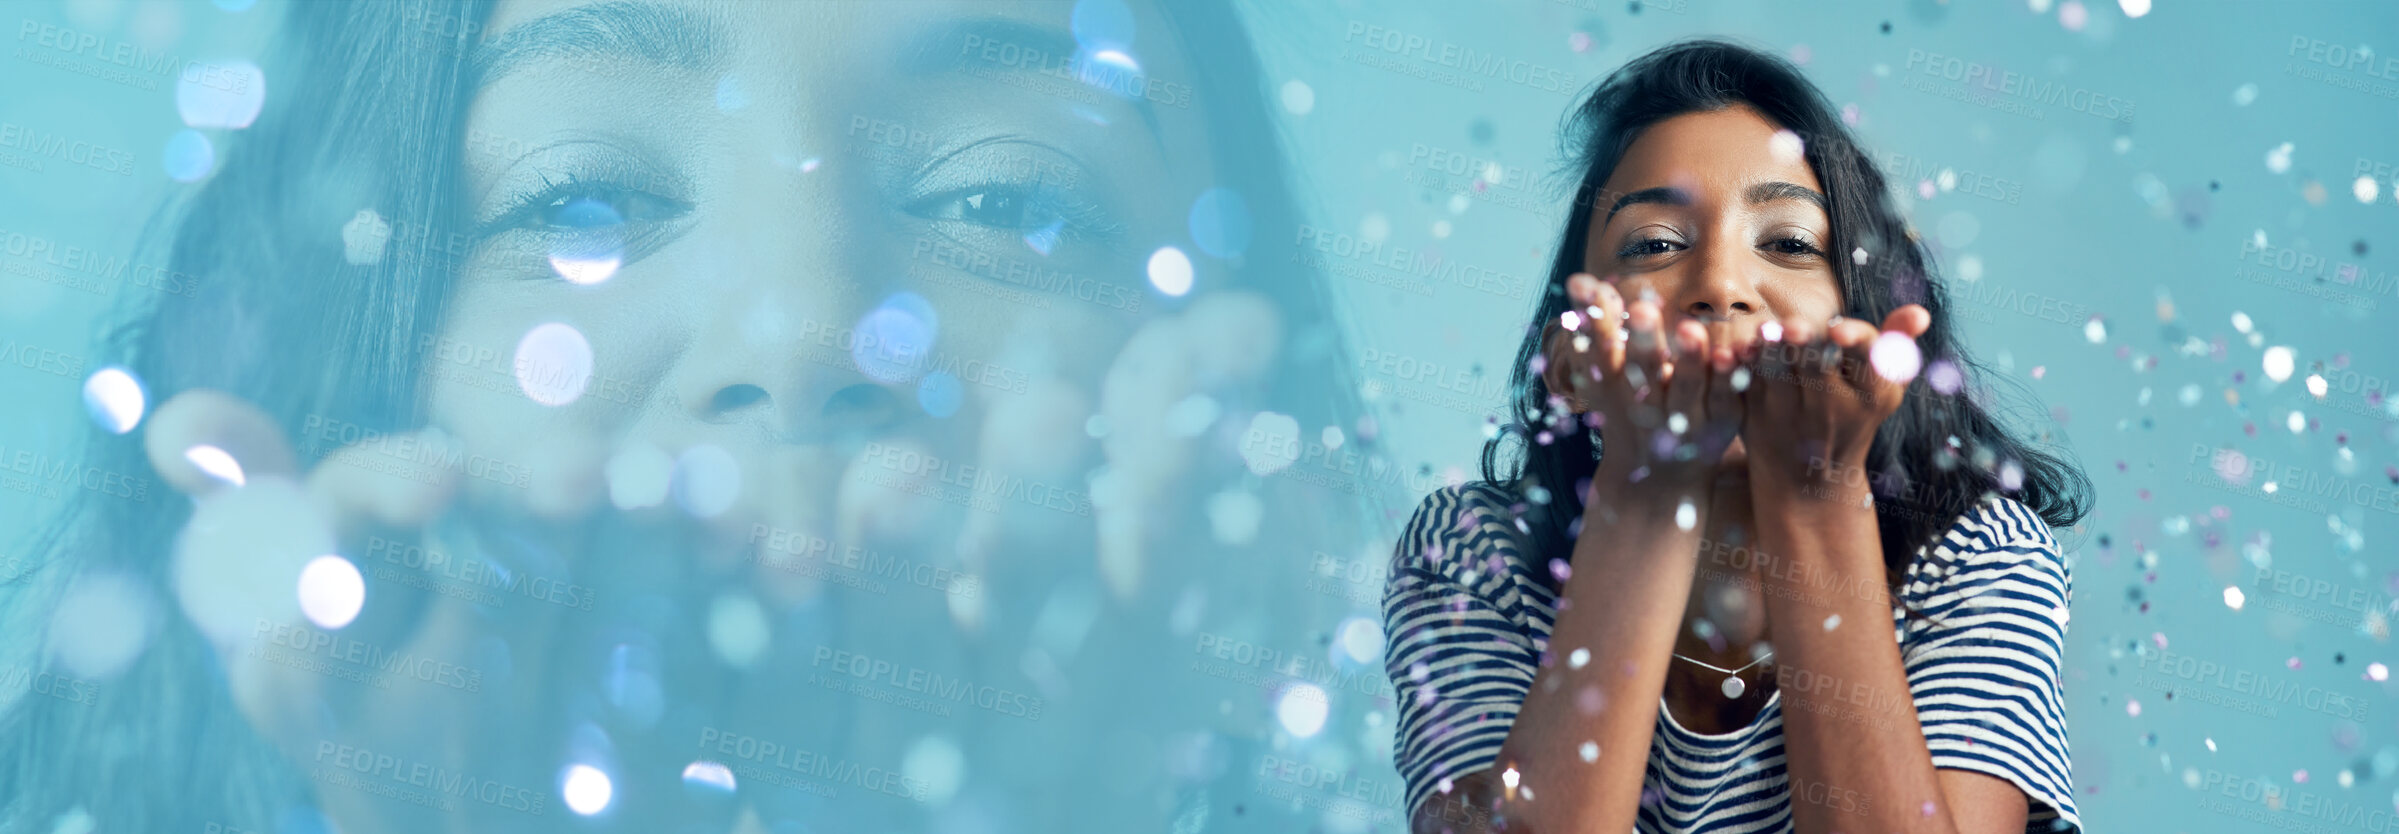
left=1739, top=305, right=1932, bottom=498
left=147, top=390, right=599, bottom=834
left=1540, top=273, right=1747, bottom=494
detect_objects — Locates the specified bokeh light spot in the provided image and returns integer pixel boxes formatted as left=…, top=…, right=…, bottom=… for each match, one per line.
left=1147, top=246, right=1193, bottom=296
left=515, top=322, right=594, bottom=406
left=162, top=129, right=214, bottom=182
left=1276, top=683, right=1329, bottom=737
left=296, top=555, right=364, bottom=629
left=1187, top=188, right=1253, bottom=258
left=175, top=60, right=264, bottom=129
left=82, top=366, right=145, bottom=434
left=562, top=764, right=613, bottom=816
left=1871, top=332, right=1923, bottom=382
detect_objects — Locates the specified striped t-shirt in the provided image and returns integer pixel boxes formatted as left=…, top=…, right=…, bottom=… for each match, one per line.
left=1383, top=483, right=2078, bottom=833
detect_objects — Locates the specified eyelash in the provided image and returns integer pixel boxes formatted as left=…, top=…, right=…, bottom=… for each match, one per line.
left=1617, top=236, right=1824, bottom=259
left=480, top=172, right=693, bottom=240
left=902, top=180, right=1121, bottom=242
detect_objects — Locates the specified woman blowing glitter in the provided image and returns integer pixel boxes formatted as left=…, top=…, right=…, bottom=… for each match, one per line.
left=1383, top=40, right=2091, bottom=834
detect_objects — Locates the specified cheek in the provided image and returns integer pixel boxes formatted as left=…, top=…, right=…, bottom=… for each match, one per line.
left=1773, top=274, right=1846, bottom=323
left=421, top=274, right=672, bottom=442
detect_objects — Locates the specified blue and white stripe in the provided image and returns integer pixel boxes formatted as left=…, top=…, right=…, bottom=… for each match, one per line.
left=1383, top=483, right=2079, bottom=833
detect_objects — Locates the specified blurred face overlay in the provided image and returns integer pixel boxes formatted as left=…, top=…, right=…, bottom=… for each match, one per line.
left=127, top=1, right=1343, bottom=832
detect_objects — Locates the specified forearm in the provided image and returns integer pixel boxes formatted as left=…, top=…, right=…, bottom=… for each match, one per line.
left=1753, top=487, right=1956, bottom=834
left=1487, top=474, right=1701, bottom=832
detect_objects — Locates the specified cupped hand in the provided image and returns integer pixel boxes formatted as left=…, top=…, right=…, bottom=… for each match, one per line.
left=1540, top=273, right=1748, bottom=494
left=148, top=389, right=602, bottom=834
left=1738, top=305, right=1932, bottom=498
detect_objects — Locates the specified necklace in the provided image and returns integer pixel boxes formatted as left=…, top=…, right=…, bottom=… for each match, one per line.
left=1672, top=651, right=1775, bottom=698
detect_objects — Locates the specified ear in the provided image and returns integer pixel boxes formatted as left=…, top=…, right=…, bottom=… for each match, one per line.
left=1537, top=322, right=1575, bottom=406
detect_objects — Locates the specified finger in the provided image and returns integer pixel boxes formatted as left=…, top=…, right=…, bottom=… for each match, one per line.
left=1625, top=296, right=1667, bottom=396
left=1566, top=272, right=1605, bottom=310
left=1883, top=303, right=1933, bottom=339
left=1665, top=318, right=1711, bottom=431
left=1827, top=318, right=1882, bottom=387
left=305, top=429, right=464, bottom=532
left=144, top=389, right=300, bottom=496
left=1706, top=335, right=1743, bottom=437
left=1592, top=281, right=1627, bottom=378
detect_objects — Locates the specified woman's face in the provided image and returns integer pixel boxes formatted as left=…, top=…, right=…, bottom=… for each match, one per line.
left=1581, top=105, right=1843, bottom=335
left=424, top=0, right=1220, bottom=588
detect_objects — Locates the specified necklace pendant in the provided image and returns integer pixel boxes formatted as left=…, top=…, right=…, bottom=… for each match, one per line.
left=1721, top=675, right=1746, bottom=699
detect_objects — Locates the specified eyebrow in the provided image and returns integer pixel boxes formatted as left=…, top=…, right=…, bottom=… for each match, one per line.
left=1601, top=180, right=1829, bottom=225
left=1602, top=186, right=1689, bottom=226
left=1746, top=180, right=1828, bottom=211
left=900, top=16, right=1164, bottom=139
left=470, top=1, right=730, bottom=90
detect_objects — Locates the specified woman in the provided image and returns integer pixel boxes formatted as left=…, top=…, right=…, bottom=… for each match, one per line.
left=0, top=1, right=1381, bottom=832
left=1384, top=40, right=2090, bottom=834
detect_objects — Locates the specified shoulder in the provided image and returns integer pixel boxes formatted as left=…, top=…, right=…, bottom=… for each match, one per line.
left=1389, top=482, right=1548, bottom=610
left=1903, top=494, right=2072, bottom=620
left=1395, top=482, right=1531, bottom=568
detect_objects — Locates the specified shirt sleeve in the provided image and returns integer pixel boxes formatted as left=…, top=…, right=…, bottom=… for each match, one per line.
left=1383, top=485, right=1544, bottom=821
left=1901, top=497, right=2080, bottom=834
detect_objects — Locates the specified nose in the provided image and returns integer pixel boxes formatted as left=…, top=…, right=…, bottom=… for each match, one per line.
left=671, top=280, right=905, bottom=445
left=1676, top=244, right=1765, bottom=323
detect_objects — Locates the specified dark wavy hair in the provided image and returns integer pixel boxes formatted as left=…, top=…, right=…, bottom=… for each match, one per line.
left=1480, top=38, right=2090, bottom=590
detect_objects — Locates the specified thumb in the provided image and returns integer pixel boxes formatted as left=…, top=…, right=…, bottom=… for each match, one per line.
left=1882, top=304, right=1932, bottom=339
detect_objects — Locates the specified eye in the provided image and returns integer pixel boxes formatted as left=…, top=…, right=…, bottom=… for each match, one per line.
left=906, top=183, right=1105, bottom=235
left=1618, top=237, right=1683, bottom=258
left=509, top=179, right=688, bottom=232
left=1762, top=236, right=1824, bottom=257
